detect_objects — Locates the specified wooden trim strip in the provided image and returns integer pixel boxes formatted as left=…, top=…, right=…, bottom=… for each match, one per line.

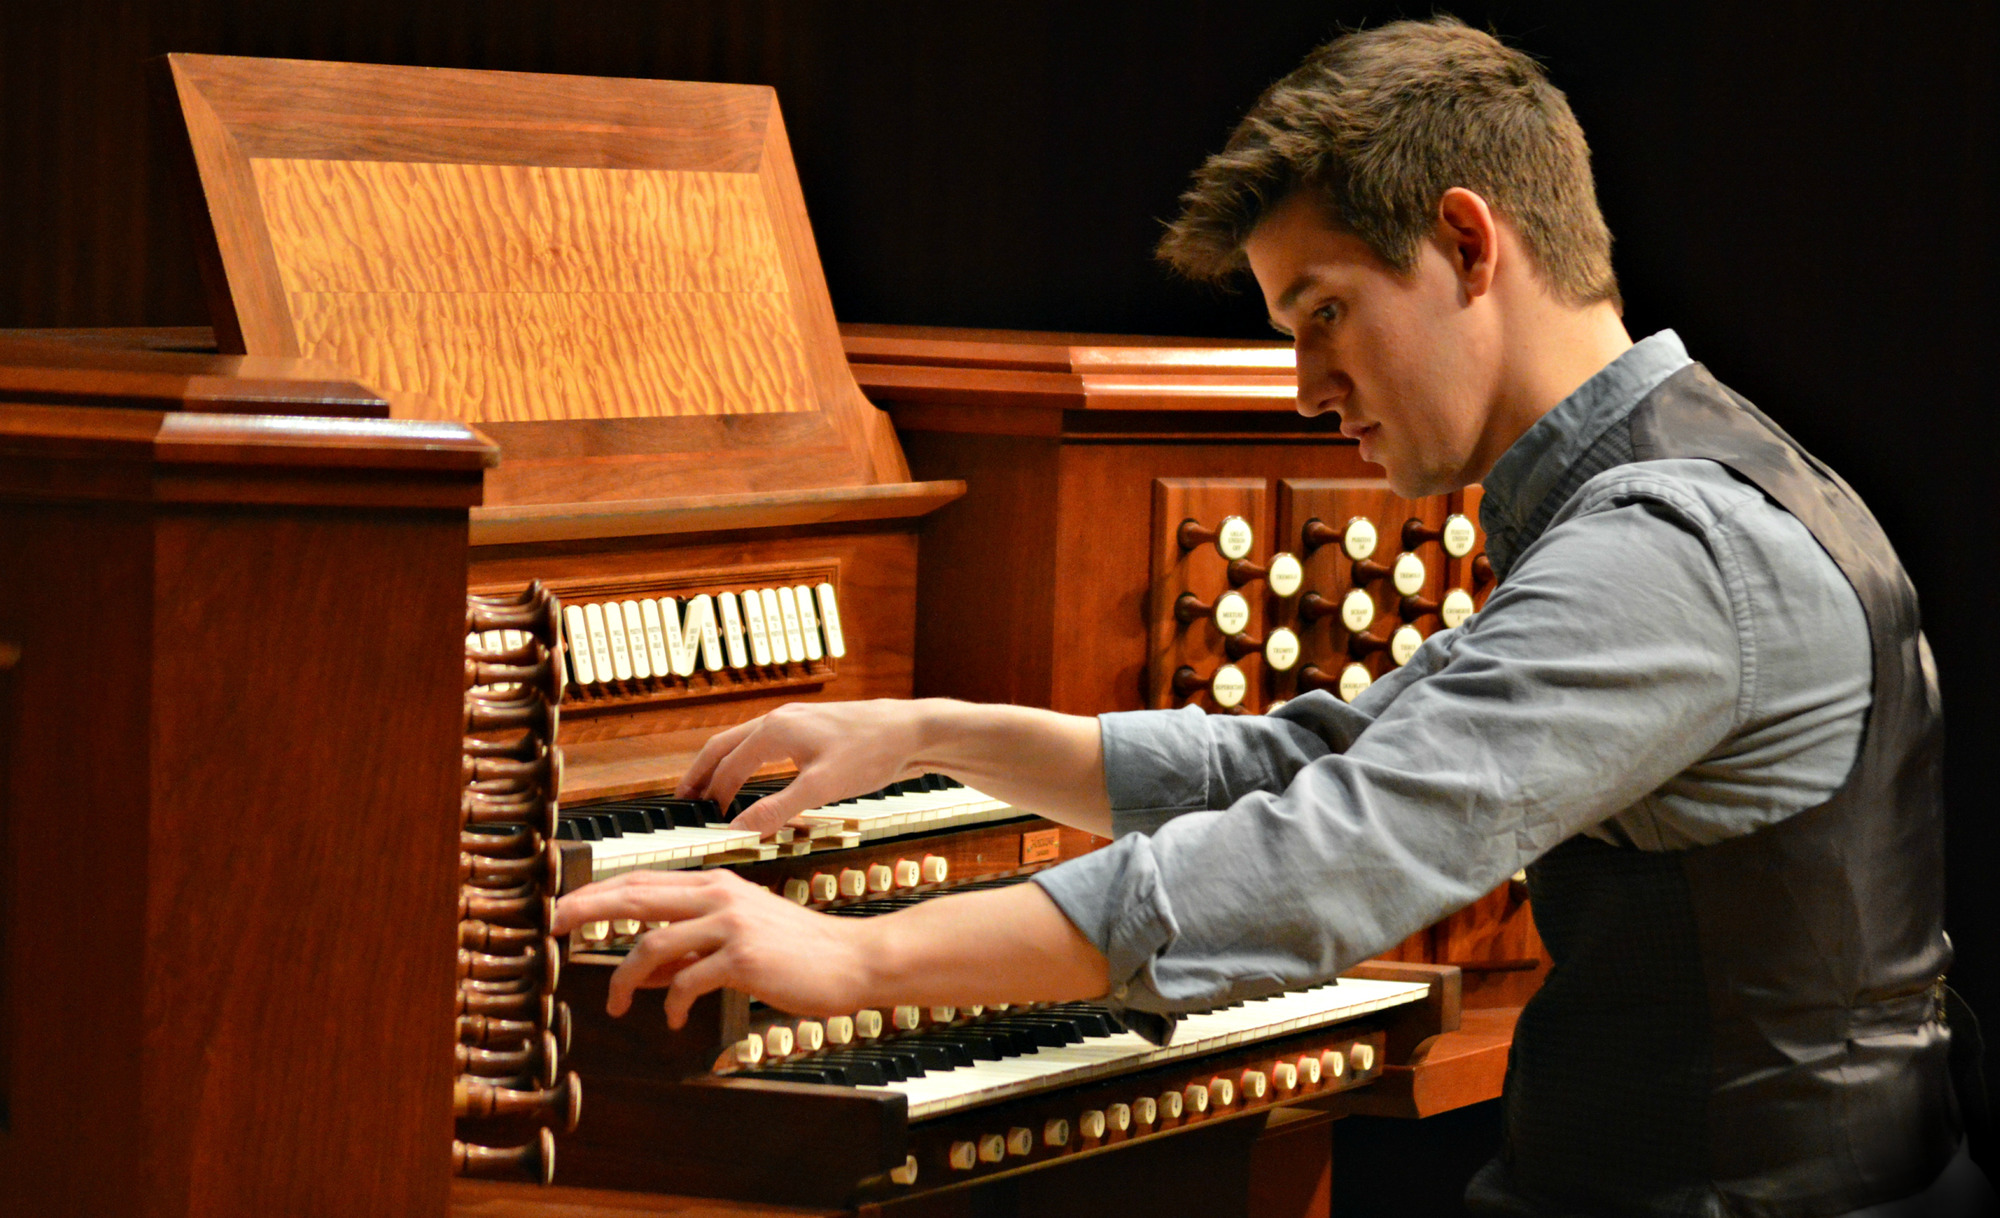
left=469, top=479, right=966, bottom=546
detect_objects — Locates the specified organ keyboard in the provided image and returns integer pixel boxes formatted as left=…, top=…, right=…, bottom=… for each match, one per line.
left=155, top=54, right=1472, bottom=1217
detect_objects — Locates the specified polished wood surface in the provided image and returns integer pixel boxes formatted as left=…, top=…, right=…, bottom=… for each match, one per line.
left=0, top=329, right=389, bottom=416
left=161, top=55, right=912, bottom=504
left=1329, top=1007, right=1521, bottom=1121
left=0, top=399, right=494, bottom=1216
left=454, top=1179, right=838, bottom=1218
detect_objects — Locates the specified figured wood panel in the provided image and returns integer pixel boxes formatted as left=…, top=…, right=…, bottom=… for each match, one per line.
left=253, top=159, right=812, bottom=423
left=162, top=55, right=913, bottom=498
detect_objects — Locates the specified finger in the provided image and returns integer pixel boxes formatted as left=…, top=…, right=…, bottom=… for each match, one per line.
left=677, top=717, right=761, bottom=798
left=607, top=920, right=725, bottom=1015
left=663, top=948, right=737, bottom=1030
left=703, top=724, right=795, bottom=811
left=553, top=874, right=728, bottom=934
left=727, top=775, right=840, bottom=834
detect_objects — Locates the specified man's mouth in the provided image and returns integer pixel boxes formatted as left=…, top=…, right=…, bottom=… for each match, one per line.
left=1340, top=421, right=1378, bottom=441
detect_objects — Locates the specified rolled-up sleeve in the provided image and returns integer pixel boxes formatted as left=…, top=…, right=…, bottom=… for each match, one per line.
left=1033, top=477, right=1750, bottom=1016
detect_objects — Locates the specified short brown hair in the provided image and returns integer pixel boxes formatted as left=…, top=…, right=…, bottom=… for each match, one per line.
left=1158, top=17, right=1620, bottom=309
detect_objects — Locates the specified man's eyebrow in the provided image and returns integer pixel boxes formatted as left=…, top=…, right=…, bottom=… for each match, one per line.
left=1274, top=272, right=1321, bottom=314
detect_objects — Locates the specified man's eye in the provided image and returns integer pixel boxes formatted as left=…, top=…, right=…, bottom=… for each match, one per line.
left=1312, top=304, right=1339, bottom=324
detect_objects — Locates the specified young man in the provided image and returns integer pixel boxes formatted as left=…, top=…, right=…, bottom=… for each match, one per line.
left=555, top=18, right=1991, bottom=1214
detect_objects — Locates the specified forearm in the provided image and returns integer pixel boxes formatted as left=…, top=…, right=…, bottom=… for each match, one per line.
left=854, top=881, right=1110, bottom=1008
left=911, top=700, right=1110, bottom=836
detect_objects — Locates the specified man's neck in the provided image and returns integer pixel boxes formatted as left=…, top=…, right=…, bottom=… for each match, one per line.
left=1472, top=299, right=1634, bottom=482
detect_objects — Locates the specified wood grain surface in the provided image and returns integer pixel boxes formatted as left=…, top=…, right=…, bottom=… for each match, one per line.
left=162, top=56, right=913, bottom=498
left=0, top=401, right=484, bottom=1217
left=254, top=158, right=814, bottom=423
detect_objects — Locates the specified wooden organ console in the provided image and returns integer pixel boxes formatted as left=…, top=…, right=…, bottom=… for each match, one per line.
left=847, top=327, right=1543, bottom=1029
left=0, top=335, right=496, bottom=1215
left=0, top=50, right=1514, bottom=1218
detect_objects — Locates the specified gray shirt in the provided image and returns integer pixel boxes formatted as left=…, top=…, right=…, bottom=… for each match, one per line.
left=1032, top=331, right=1872, bottom=1023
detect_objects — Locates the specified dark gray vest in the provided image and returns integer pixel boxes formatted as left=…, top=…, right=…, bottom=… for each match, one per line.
left=1489, top=365, right=1957, bottom=1216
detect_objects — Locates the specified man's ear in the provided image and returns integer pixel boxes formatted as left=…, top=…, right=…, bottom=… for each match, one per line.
left=1437, top=187, right=1499, bottom=299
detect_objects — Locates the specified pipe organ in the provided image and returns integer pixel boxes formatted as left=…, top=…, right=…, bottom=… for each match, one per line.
left=0, top=50, right=1523, bottom=1218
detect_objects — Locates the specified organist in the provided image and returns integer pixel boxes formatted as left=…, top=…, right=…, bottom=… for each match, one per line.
left=554, top=18, right=1994, bottom=1216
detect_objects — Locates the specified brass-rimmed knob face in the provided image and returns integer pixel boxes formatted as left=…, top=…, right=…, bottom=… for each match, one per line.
left=1340, top=589, right=1376, bottom=633
left=1391, top=551, right=1427, bottom=597
left=1441, top=588, right=1476, bottom=629
left=1264, top=627, right=1301, bottom=672
left=1442, top=513, right=1477, bottom=558
left=1338, top=663, right=1372, bottom=702
left=1215, top=515, right=1254, bottom=560
left=1267, top=552, right=1304, bottom=598
left=1213, top=590, right=1251, bottom=636
left=1342, top=517, right=1378, bottom=561
left=1210, top=663, right=1248, bottom=709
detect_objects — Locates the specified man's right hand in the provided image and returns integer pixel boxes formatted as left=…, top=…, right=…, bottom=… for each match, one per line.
left=677, top=699, right=932, bottom=834
left=675, top=697, right=1115, bottom=838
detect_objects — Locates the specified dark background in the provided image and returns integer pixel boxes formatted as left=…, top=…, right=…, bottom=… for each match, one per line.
left=4, top=0, right=1995, bottom=1193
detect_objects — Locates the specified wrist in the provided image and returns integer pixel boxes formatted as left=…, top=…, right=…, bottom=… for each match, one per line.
left=905, top=697, right=969, bottom=775
left=847, top=908, right=909, bottom=1009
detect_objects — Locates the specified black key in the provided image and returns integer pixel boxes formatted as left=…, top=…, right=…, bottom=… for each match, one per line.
left=910, top=1031, right=1001, bottom=1062
left=613, top=809, right=652, bottom=834
left=736, top=1065, right=843, bottom=1086
left=983, top=1017, right=1079, bottom=1047
left=1043, top=1006, right=1118, bottom=1037
left=848, top=1044, right=933, bottom=1076
left=812, top=1055, right=889, bottom=1086
left=923, top=1026, right=1031, bottom=1058
left=655, top=799, right=715, bottom=828
left=820, top=1048, right=915, bottom=1081
left=880, top=1037, right=972, bottom=1068
left=554, top=819, right=579, bottom=841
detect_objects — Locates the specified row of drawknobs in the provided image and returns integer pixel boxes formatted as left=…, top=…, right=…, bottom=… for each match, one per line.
left=1173, top=512, right=1491, bottom=708
left=455, top=583, right=580, bottom=1186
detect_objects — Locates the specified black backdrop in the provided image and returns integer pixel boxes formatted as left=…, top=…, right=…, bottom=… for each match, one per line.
left=4, top=0, right=1996, bottom=1176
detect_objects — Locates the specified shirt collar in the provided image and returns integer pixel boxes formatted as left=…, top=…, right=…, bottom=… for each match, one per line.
left=1480, top=329, right=1692, bottom=541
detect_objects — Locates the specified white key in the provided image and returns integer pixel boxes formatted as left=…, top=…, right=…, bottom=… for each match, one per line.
left=815, top=583, right=847, bottom=658
left=619, top=601, right=652, bottom=680
left=639, top=599, right=672, bottom=677
left=740, top=590, right=773, bottom=666
left=759, top=588, right=789, bottom=664
left=657, top=597, right=696, bottom=677
left=562, top=605, right=596, bottom=685
left=601, top=602, right=634, bottom=681
left=712, top=593, right=746, bottom=669
left=794, top=585, right=824, bottom=661
left=689, top=595, right=723, bottom=671
left=775, top=587, right=807, bottom=660
left=582, top=603, right=617, bottom=683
